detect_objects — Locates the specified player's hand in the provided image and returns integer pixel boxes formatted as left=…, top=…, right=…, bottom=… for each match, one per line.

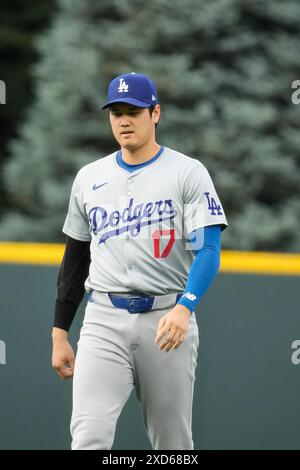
left=154, top=304, right=192, bottom=352
left=51, top=328, right=75, bottom=380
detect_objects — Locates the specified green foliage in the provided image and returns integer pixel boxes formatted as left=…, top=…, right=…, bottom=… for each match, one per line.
left=0, top=0, right=55, bottom=217
left=0, top=0, right=299, bottom=251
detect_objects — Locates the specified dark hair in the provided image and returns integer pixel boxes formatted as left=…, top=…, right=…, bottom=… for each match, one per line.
left=148, top=105, right=158, bottom=128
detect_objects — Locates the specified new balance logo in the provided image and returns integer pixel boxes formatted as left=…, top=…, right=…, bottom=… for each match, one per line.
left=118, top=78, right=129, bottom=93
left=204, top=192, right=223, bottom=216
left=152, top=95, right=156, bottom=101
left=182, top=292, right=197, bottom=301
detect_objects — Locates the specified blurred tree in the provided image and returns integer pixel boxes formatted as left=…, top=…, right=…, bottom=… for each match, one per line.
left=0, top=0, right=56, bottom=216
left=0, top=0, right=299, bottom=251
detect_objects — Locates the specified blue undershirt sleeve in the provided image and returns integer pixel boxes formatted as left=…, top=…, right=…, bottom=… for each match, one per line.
left=176, top=225, right=221, bottom=313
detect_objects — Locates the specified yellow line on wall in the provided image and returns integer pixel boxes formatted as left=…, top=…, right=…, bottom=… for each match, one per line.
left=220, top=250, right=300, bottom=275
left=0, top=243, right=300, bottom=275
left=0, top=243, right=64, bottom=266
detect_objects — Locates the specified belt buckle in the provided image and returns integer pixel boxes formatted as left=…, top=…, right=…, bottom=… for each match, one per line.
left=128, top=296, right=146, bottom=314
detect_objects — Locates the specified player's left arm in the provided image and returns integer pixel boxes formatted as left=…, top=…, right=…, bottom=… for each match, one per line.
left=155, top=224, right=221, bottom=352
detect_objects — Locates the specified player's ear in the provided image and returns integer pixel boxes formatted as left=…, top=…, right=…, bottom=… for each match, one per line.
left=153, top=104, right=160, bottom=124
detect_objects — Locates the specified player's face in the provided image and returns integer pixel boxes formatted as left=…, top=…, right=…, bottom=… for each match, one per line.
left=109, top=103, right=160, bottom=151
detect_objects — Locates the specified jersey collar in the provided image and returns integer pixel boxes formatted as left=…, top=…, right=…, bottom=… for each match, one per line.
left=116, top=146, right=165, bottom=173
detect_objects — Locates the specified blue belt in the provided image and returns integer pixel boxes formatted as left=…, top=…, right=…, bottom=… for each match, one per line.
left=107, top=293, right=182, bottom=314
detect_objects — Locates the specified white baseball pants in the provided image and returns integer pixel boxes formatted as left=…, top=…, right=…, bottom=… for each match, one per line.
left=70, top=293, right=199, bottom=450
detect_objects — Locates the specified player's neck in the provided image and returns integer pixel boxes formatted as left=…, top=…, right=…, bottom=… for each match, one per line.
left=120, top=141, right=161, bottom=165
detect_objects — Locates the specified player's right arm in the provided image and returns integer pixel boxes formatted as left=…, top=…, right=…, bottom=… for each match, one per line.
left=52, top=327, right=75, bottom=380
left=52, top=236, right=90, bottom=380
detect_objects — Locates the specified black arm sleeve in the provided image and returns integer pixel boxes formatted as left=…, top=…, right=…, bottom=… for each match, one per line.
left=53, top=236, right=91, bottom=332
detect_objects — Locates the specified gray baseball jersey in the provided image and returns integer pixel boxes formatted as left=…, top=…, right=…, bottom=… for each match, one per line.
left=62, top=146, right=228, bottom=295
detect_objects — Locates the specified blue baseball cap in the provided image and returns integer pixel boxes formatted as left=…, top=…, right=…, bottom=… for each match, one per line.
left=101, top=72, right=158, bottom=110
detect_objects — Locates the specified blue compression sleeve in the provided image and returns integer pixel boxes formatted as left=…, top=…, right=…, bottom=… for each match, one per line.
left=177, top=225, right=221, bottom=313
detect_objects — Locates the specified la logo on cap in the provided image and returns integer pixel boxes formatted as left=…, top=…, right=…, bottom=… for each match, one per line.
left=101, top=72, right=158, bottom=109
left=118, top=78, right=129, bottom=93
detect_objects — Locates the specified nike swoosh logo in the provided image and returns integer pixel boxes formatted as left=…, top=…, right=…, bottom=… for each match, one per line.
left=92, top=182, right=108, bottom=191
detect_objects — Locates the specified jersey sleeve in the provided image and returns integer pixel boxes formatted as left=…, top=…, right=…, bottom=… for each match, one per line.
left=183, top=163, right=228, bottom=237
left=62, top=171, right=91, bottom=242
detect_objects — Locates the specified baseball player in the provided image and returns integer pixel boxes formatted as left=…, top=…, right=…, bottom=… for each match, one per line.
left=51, top=72, right=228, bottom=450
